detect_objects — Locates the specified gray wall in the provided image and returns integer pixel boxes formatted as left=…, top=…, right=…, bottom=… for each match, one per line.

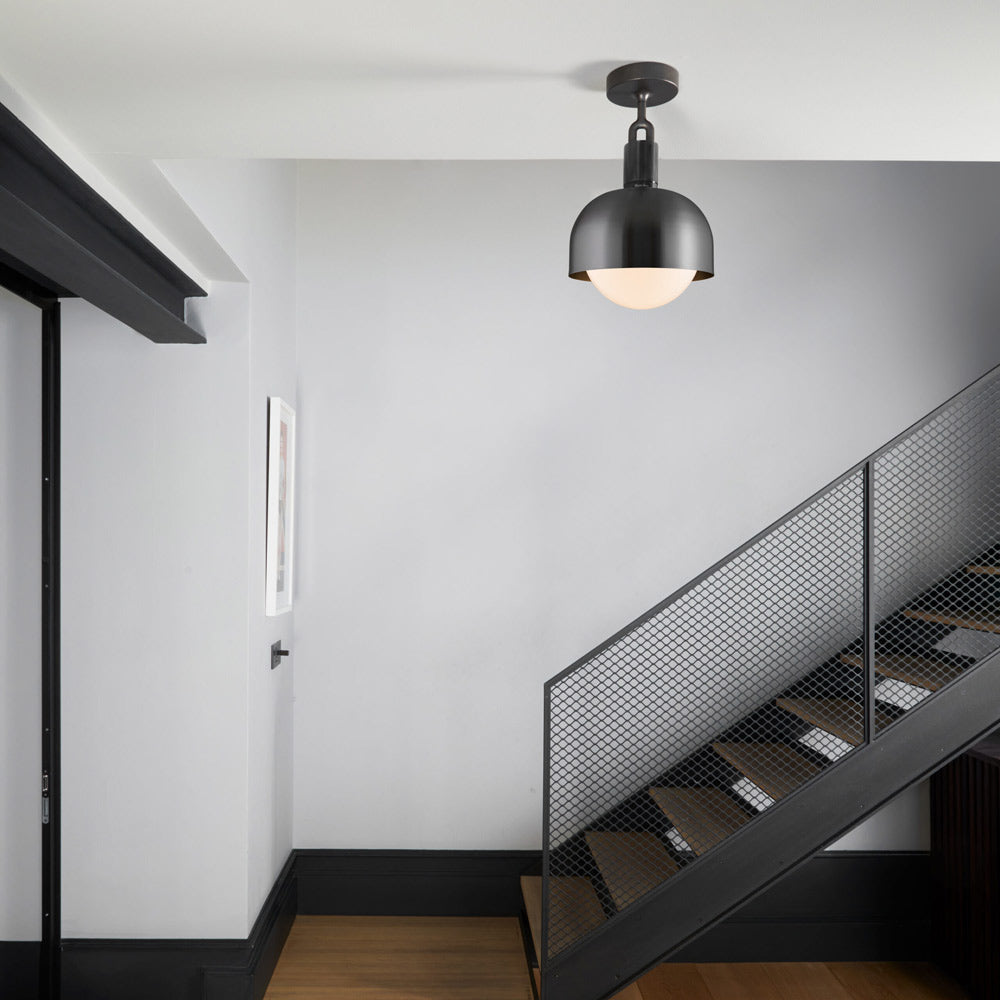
left=293, top=159, right=1000, bottom=852
left=59, top=160, right=297, bottom=938
left=159, top=158, right=299, bottom=930
left=0, top=288, right=41, bottom=940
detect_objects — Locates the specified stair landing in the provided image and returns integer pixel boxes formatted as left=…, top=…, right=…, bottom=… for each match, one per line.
left=263, top=914, right=532, bottom=999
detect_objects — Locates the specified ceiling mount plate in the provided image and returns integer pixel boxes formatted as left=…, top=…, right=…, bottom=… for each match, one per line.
left=606, top=62, right=679, bottom=108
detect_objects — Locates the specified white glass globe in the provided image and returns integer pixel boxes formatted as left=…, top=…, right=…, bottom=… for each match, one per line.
left=587, top=267, right=696, bottom=310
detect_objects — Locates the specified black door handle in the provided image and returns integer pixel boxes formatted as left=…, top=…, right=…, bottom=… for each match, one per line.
left=271, top=641, right=290, bottom=670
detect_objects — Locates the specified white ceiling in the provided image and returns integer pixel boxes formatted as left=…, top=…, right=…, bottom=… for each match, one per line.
left=1, top=0, right=999, bottom=162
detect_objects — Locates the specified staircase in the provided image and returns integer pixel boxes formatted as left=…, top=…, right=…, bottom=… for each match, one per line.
left=533, top=364, right=1000, bottom=1000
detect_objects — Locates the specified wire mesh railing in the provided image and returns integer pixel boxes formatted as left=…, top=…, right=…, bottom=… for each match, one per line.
left=542, top=363, right=1000, bottom=967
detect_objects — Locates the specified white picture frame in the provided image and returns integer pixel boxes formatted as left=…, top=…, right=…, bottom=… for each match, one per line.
left=265, top=397, right=295, bottom=616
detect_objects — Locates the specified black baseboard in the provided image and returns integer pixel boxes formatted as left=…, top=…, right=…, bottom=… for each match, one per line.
left=0, top=848, right=931, bottom=998
left=0, top=941, right=40, bottom=1000
left=203, top=852, right=297, bottom=1000
left=62, top=938, right=248, bottom=1000
left=60, top=852, right=296, bottom=1000
left=295, top=848, right=931, bottom=963
left=295, top=849, right=539, bottom=917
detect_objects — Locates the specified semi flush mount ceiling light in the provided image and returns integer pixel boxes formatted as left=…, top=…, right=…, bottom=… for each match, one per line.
left=569, top=62, right=714, bottom=310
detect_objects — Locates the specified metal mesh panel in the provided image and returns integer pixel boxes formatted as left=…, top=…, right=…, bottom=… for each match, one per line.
left=544, top=472, right=865, bottom=959
left=872, top=375, right=1000, bottom=725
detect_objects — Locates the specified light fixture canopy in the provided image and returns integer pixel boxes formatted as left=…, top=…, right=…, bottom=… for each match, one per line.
left=569, top=62, right=714, bottom=309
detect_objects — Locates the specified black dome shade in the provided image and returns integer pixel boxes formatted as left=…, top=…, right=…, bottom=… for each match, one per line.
left=569, top=186, right=714, bottom=282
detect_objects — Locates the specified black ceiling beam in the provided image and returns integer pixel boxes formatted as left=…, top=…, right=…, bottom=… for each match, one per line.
left=0, top=255, right=62, bottom=308
left=0, top=248, right=73, bottom=298
left=0, top=102, right=206, bottom=345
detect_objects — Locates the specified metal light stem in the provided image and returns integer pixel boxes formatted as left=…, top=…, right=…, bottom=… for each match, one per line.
left=568, top=61, right=713, bottom=282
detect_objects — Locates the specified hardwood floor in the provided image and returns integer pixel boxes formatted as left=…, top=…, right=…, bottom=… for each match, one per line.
left=637, top=963, right=969, bottom=1000
left=264, top=915, right=533, bottom=999
left=263, top=916, right=968, bottom=1000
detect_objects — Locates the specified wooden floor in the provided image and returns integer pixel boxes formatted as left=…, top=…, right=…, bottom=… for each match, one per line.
left=264, top=916, right=968, bottom=1000
left=636, top=962, right=968, bottom=1000
left=264, top=915, right=533, bottom=999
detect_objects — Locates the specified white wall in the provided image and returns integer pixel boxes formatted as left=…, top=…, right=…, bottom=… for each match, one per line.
left=60, top=159, right=297, bottom=938
left=293, top=159, right=1000, bottom=853
left=0, top=288, right=41, bottom=940
left=158, top=158, right=299, bottom=925
left=61, top=286, right=252, bottom=937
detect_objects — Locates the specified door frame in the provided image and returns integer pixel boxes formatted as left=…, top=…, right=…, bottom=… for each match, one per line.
left=0, top=267, right=62, bottom=1000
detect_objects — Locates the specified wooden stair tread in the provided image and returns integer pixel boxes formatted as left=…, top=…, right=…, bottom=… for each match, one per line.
left=776, top=696, right=891, bottom=745
left=967, top=564, right=1000, bottom=575
left=648, top=787, right=752, bottom=854
left=584, top=832, right=679, bottom=912
left=712, top=742, right=821, bottom=799
left=903, top=607, right=1000, bottom=633
left=839, top=651, right=966, bottom=691
left=522, top=875, right=639, bottom=999
left=520, top=875, right=543, bottom=963
left=519, top=875, right=604, bottom=963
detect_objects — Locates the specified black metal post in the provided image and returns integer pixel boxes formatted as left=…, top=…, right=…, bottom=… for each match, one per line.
left=40, top=300, right=61, bottom=1000
left=862, top=460, right=875, bottom=745
left=541, top=683, right=552, bottom=992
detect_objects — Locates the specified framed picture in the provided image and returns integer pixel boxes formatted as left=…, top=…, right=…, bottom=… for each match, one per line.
left=265, top=397, right=295, bottom=616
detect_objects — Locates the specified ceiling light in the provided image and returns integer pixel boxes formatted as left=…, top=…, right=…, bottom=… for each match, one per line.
left=569, top=62, right=714, bottom=310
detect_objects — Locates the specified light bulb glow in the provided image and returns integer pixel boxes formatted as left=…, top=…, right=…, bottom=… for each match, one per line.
left=587, top=267, right=696, bottom=310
